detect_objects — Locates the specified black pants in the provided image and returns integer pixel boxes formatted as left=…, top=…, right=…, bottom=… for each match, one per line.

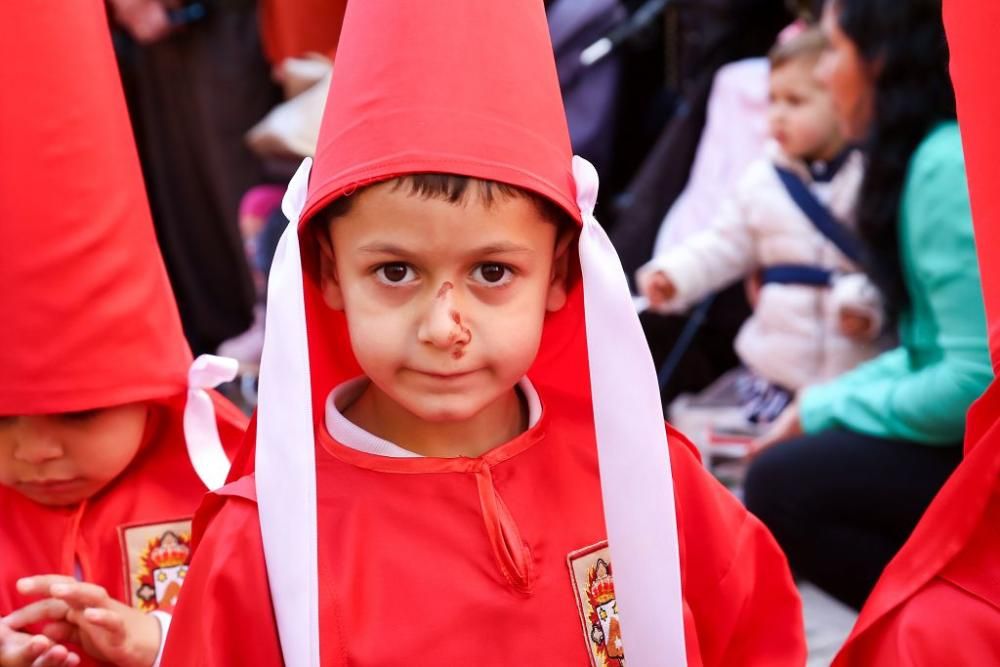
left=744, top=429, right=962, bottom=609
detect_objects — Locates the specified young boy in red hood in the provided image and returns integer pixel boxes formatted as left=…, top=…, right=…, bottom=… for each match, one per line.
left=0, top=2, right=247, bottom=666
left=832, top=2, right=1000, bottom=664
left=161, top=1, right=805, bottom=665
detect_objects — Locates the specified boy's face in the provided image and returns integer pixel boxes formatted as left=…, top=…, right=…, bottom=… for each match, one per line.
left=0, top=403, right=148, bottom=506
left=768, top=57, right=844, bottom=161
left=317, top=181, right=571, bottom=424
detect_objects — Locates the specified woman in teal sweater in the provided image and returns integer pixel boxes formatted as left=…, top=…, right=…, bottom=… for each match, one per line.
left=744, top=0, right=993, bottom=610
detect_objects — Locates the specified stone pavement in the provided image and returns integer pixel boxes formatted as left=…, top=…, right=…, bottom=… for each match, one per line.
left=801, top=582, right=857, bottom=666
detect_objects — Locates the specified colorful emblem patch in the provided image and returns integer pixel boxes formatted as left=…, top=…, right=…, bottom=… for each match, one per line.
left=568, top=541, right=626, bottom=667
left=119, top=519, right=193, bottom=613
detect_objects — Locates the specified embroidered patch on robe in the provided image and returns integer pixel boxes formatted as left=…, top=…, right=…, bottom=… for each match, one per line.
left=568, top=541, right=626, bottom=667
left=119, top=519, right=193, bottom=612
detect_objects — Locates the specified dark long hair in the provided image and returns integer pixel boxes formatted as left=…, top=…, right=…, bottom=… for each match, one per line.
left=834, top=0, right=955, bottom=322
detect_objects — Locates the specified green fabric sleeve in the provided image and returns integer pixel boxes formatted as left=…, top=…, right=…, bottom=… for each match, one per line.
left=799, top=127, right=992, bottom=444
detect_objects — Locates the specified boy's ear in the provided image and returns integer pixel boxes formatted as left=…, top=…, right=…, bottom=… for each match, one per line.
left=315, top=226, right=345, bottom=311
left=546, top=228, right=575, bottom=312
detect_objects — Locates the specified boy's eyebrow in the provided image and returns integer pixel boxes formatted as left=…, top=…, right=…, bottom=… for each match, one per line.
left=357, top=242, right=534, bottom=256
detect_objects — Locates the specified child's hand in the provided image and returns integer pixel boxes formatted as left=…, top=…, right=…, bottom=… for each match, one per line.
left=838, top=306, right=875, bottom=341
left=7, top=577, right=161, bottom=667
left=0, top=621, right=79, bottom=667
left=639, top=270, right=678, bottom=309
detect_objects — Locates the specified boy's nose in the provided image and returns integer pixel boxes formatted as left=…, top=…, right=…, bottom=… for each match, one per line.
left=12, top=420, right=64, bottom=464
left=418, top=284, right=471, bottom=350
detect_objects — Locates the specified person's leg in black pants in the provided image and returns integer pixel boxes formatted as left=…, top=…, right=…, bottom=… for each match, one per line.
left=744, top=429, right=962, bottom=609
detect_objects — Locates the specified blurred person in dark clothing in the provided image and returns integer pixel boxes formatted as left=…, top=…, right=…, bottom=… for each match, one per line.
left=111, top=0, right=280, bottom=355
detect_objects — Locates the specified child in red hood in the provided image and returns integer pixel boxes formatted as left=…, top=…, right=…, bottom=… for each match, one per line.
left=0, top=2, right=247, bottom=665
left=162, top=1, right=805, bottom=665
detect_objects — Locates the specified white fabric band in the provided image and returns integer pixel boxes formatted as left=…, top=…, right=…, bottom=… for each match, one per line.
left=255, top=158, right=322, bottom=667
left=182, top=354, right=238, bottom=491
left=574, top=156, right=687, bottom=666
left=150, top=610, right=172, bottom=667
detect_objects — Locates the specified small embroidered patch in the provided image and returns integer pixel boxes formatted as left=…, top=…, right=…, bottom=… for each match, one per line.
left=119, top=519, right=193, bottom=612
left=568, top=541, right=626, bottom=667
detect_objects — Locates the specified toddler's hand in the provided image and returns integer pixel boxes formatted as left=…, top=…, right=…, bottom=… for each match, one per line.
left=0, top=621, right=79, bottom=667
left=8, top=576, right=161, bottom=667
left=838, top=306, right=875, bottom=341
left=639, top=270, right=678, bottom=309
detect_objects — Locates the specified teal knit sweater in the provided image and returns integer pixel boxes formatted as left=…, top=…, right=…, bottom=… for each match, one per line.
left=800, top=122, right=993, bottom=444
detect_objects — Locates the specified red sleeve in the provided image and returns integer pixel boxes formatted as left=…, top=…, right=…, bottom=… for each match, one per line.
left=835, top=579, right=1000, bottom=666
left=160, top=495, right=283, bottom=667
left=668, top=429, right=806, bottom=667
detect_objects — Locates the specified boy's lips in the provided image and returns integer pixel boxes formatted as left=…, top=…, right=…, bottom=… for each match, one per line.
left=411, top=368, right=480, bottom=381
left=17, top=477, right=85, bottom=494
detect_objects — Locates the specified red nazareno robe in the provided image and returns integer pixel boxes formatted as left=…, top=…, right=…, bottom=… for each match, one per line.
left=162, top=386, right=805, bottom=667
left=832, top=381, right=1000, bottom=666
left=0, top=394, right=246, bottom=667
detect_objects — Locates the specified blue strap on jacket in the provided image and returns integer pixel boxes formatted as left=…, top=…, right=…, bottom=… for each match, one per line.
left=760, top=264, right=833, bottom=286
left=773, top=165, right=863, bottom=264
left=761, top=166, right=863, bottom=287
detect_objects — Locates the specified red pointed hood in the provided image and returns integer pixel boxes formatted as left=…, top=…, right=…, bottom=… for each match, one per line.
left=299, top=0, right=580, bottom=229
left=948, top=1, right=1000, bottom=377
left=0, top=0, right=192, bottom=415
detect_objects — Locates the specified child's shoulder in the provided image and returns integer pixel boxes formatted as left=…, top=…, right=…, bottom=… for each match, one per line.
left=190, top=474, right=260, bottom=549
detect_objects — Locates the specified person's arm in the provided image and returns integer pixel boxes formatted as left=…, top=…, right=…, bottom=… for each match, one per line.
left=800, top=132, right=993, bottom=443
left=160, top=496, right=283, bottom=667
left=637, top=167, right=760, bottom=312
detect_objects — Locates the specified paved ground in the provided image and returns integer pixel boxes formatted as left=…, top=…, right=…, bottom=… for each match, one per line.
left=801, top=582, right=857, bottom=666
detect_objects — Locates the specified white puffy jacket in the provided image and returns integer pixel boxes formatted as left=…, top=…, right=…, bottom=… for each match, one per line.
left=637, top=145, right=883, bottom=390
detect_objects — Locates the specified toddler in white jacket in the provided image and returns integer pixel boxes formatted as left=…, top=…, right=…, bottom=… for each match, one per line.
left=637, top=25, right=882, bottom=422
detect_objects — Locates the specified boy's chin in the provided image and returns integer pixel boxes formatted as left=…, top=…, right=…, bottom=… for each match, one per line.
left=400, top=394, right=494, bottom=423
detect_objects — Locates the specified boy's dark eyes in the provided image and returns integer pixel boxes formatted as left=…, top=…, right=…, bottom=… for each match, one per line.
left=373, top=262, right=514, bottom=286
left=60, top=409, right=102, bottom=422
left=478, top=263, right=506, bottom=283
left=381, top=263, right=409, bottom=283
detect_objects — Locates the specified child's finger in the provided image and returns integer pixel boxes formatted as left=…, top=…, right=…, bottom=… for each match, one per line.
left=15, top=576, right=76, bottom=597
left=40, top=621, right=76, bottom=645
left=2, top=634, right=50, bottom=663
left=80, top=608, right=126, bottom=645
left=2, top=599, right=70, bottom=630
left=49, top=582, right=110, bottom=611
left=30, top=643, right=73, bottom=667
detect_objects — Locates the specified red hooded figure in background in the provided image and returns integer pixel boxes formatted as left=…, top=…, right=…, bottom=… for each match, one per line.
left=0, top=1, right=247, bottom=664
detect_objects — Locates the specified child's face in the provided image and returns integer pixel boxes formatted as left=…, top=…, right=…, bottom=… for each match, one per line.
left=768, top=58, right=844, bottom=161
left=0, top=404, right=148, bottom=506
left=317, top=182, right=571, bottom=424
